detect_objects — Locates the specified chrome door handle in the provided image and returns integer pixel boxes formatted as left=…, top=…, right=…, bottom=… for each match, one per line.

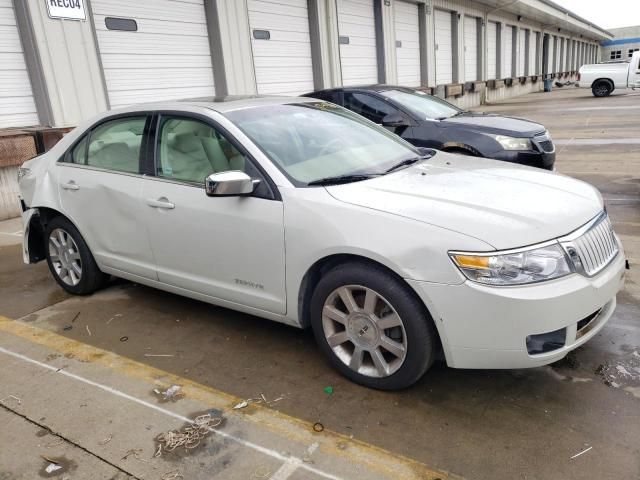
left=61, top=182, right=79, bottom=191
left=146, top=198, right=175, bottom=209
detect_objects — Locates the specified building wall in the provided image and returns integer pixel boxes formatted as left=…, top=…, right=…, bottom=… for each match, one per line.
left=601, top=25, right=640, bottom=62
left=2, top=0, right=609, bottom=130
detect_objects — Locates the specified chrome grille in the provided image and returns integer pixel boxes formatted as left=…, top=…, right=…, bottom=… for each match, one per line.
left=560, top=213, right=619, bottom=277
left=533, top=132, right=555, bottom=153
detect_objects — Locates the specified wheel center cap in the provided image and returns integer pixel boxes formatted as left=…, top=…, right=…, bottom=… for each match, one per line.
left=347, top=314, right=378, bottom=348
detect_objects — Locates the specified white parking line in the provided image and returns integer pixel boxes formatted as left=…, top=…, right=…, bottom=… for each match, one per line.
left=0, top=346, right=343, bottom=480
left=0, top=231, right=22, bottom=237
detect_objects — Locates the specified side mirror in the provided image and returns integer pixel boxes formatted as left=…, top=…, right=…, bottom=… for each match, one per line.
left=381, top=113, right=409, bottom=128
left=205, top=171, right=258, bottom=197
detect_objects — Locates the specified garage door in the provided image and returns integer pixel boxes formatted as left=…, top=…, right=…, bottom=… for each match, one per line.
left=337, top=0, right=378, bottom=86
left=0, top=0, right=38, bottom=128
left=394, top=0, right=420, bottom=87
left=503, top=25, right=513, bottom=78
left=248, top=0, right=314, bottom=95
left=487, top=21, right=497, bottom=80
left=463, top=16, right=477, bottom=82
left=92, top=0, right=215, bottom=108
left=529, top=32, right=537, bottom=75
left=555, top=36, right=561, bottom=72
left=517, top=28, right=526, bottom=76
left=434, top=9, right=453, bottom=85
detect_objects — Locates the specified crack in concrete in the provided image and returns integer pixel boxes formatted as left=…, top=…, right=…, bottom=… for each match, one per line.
left=0, top=402, right=141, bottom=480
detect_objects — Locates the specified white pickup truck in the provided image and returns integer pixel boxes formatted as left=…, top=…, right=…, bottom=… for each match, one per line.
left=578, top=50, right=640, bottom=97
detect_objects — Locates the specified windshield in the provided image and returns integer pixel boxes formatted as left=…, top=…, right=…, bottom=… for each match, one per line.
left=380, top=89, right=462, bottom=120
left=225, top=102, right=420, bottom=186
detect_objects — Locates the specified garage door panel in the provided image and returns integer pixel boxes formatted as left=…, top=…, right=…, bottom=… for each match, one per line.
left=0, top=2, right=38, bottom=127
left=503, top=26, right=513, bottom=77
left=93, top=0, right=215, bottom=107
left=249, top=0, right=314, bottom=95
left=91, top=0, right=206, bottom=24
left=394, top=1, right=420, bottom=87
left=337, top=0, right=377, bottom=86
left=487, top=21, right=497, bottom=80
left=435, top=9, right=453, bottom=85
left=464, top=16, right=477, bottom=82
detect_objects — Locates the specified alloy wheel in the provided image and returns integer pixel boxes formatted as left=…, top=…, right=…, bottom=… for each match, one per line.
left=322, top=285, right=408, bottom=378
left=48, top=228, right=82, bottom=286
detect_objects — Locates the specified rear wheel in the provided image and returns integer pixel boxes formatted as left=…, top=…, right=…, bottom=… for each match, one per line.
left=592, top=80, right=612, bottom=97
left=310, top=262, right=437, bottom=390
left=45, top=216, right=108, bottom=295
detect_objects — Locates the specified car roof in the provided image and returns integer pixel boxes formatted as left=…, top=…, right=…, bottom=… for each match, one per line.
left=303, top=85, right=417, bottom=96
left=106, top=95, right=322, bottom=116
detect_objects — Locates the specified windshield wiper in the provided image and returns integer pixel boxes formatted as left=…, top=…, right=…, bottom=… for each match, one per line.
left=385, top=154, right=431, bottom=173
left=307, top=174, right=380, bottom=186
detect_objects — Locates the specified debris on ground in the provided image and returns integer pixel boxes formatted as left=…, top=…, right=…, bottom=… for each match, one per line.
left=106, top=313, right=122, bottom=324
left=0, top=394, right=21, bottom=405
left=98, top=434, right=113, bottom=445
left=119, top=336, right=128, bottom=342
left=161, top=470, right=184, bottom=480
left=570, top=446, right=593, bottom=459
left=71, top=312, right=80, bottom=323
left=44, top=463, right=62, bottom=474
left=155, top=413, right=223, bottom=456
left=232, top=393, right=286, bottom=410
left=62, top=325, right=72, bottom=331
left=323, top=386, right=334, bottom=395
left=122, top=448, right=153, bottom=465
left=144, top=354, right=175, bottom=358
left=313, top=422, right=324, bottom=432
left=153, top=385, right=184, bottom=402
left=85, top=325, right=92, bottom=336
left=250, top=466, right=272, bottom=479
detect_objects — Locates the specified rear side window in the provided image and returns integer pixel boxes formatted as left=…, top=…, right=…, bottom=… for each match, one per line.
left=68, top=117, right=147, bottom=173
left=343, top=93, right=397, bottom=124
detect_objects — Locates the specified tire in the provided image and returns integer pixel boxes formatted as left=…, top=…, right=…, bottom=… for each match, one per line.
left=45, top=216, right=108, bottom=295
left=310, top=262, right=437, bottom=390
left=592, top=80, right=612, bottom=97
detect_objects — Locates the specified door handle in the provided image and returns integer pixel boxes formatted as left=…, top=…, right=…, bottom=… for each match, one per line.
left=146, top=198, right=175, bottom=210
left=61, top=182, right=79, bottom=191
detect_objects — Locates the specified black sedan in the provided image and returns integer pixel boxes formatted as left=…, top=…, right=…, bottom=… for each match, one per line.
left=303, top=85, right=555, bottom=170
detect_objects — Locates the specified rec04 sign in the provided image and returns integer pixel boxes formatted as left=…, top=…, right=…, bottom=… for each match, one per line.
left=46, top=0, right=86, bottom=20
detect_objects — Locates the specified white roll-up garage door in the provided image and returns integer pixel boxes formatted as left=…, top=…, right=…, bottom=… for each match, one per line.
left=555, top=36, right=561, bottom=72
left=394, top=1, right=420, bottom=87
left=503, top=25, right=513, bottom=78
left=0, top=0, right=38, bottom=128
left=248, top=0, right=314, bottom=95
left=529, top=32, right=537, bottom=75
left=337, top=0, right=378, bottom=86
left=463, top=16, right=477, bottom=82
left=434, top=9, right=453, bottom=85
left=487, top=21, right=497, bottom=80
left=517, top=28, right=526, bottom=76
left=92, top=0, right=215, bottom=108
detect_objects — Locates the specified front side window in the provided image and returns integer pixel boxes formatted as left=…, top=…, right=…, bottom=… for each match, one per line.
left=343, top=93, right=398, bottom=124
left=84, top=117, right=146, bottom=173
left=225, top=102, right=419, bottom=186
left=380, top=89, right=461, bottom=120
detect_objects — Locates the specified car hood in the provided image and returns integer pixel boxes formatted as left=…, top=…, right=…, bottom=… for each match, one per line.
left=440, top=113, right=545, bottom=137
left=326, top=153, right=603, bottom=250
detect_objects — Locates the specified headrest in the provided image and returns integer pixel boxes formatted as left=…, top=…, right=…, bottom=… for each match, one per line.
left=172, top=133, right=204, bottom=154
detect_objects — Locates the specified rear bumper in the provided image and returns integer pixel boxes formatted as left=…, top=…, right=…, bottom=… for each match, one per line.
left=407, top=250, right=626, bottom=369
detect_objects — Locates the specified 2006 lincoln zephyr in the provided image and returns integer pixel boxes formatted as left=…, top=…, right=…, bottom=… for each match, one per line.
left=18, top=96, right=626, bottom=390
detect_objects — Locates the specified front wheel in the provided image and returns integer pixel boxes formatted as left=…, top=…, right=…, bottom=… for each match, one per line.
left=592, top=80, right=612, bottom=97
left=310, top=262, right=437, bottom=390
left=45, top=216, right=108, bottom=295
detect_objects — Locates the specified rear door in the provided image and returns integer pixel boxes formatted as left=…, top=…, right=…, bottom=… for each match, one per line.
left=629, top=52, right=640, bottom=88
left=140, top=113, right=287, bottom=314
left=57, top=114, right=156, bottom=279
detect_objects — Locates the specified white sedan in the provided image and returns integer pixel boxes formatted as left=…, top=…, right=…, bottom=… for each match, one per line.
left=18, top=97, right=626, bottom=390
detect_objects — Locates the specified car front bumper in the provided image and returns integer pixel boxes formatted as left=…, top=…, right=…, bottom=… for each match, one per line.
left=490, top=150, right=556, bottom=170
left=407, top=249, right=626, bottom=369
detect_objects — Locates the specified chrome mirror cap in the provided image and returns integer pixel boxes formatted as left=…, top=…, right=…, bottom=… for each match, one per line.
left=205, top=171, right=257, bottom=197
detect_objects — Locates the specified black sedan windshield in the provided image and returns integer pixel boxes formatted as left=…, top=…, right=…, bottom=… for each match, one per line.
left=381, top=89, right=462, bottom=120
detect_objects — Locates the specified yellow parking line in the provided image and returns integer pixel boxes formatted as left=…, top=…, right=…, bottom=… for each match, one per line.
left=0, top=315, right=455, bottom=480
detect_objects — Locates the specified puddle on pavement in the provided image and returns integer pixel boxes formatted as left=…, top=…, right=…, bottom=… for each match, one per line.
left=594, top=350, right=640, bottom=396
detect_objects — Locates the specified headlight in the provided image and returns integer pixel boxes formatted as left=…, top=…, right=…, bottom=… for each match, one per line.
left=17, top=167, right=31, bottom=181
left=491, top=134, right=532, bottom=151
left=450, top=243, right=572, bottom=286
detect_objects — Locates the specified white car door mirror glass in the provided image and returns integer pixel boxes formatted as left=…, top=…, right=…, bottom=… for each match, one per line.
left=205, top=171, right=256, bottom=196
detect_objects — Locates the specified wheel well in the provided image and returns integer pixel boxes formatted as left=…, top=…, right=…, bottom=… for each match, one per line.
left=591, top=78, right=614, bottom=90
left=441, top=145, right=481, bottom=156
left=26, top=207, right=65, bottom=263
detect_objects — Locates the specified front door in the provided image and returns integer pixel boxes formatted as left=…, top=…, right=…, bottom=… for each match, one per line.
left=141, top=114, right=287, bottom=315
left=57, top=115, right=157, bottom=279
